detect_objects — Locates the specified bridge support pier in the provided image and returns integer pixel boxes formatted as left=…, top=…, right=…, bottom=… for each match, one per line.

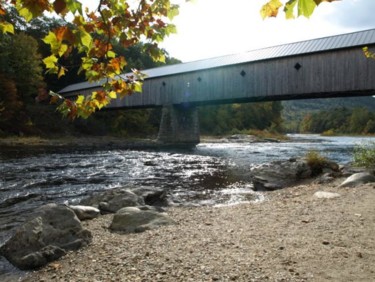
left=157, top=105, right=200, bottom=147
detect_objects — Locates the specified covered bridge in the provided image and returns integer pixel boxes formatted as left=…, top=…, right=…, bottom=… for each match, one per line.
left=60, top=29, right=375, bottom=145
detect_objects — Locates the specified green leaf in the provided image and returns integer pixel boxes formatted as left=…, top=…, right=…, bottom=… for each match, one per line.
left=0, top=22, right=14, bottom=34
left=65, top=0, right=83, bottom=15
left=107, top=50, right=116, bottom=58
left=79, top=29, right=92, bottom=49
left=165, top=24, right=177, bottom=36
left=133, top=81, right=143, bottom=93
left=58, top=43, right=68, bottom=57
left=297, top=0, right=317, bottom=18
left=76, top=95, right=85, bottom=105
left=284, top=0, right=298, bottom=19
left=167, top=5, right=179, bottom=20
left=43, top=31, right=66, bottom=56
left=108, top=91, right=117, bottom=99
left=43, top=55, right=58, bottom=69
left=18, top=7, right=33, bottom=22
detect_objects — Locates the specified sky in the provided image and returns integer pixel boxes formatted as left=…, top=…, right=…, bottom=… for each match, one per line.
left=159, top=0, right=375, bottom=62
left=80, top=0, right=375, bottom=63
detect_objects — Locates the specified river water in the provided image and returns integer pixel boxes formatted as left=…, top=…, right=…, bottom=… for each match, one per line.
left=0, top=134, right=374, bottom=279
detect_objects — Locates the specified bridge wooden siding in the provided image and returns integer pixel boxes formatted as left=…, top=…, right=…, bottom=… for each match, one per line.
left=60, top=29, right=375, bottom=109
left=108, top=46, right=375, bottom=109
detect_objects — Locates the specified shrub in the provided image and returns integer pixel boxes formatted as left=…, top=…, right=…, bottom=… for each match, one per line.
left=305, top=150, right=328, bottom=176
left=321, top=129, right=335, bottom=136
left=353, top=142, right=375, bottom=169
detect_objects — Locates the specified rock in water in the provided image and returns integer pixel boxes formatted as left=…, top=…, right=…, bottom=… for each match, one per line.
left=68, top=205, right=100, bottom=220
left=338, top=172, right=375, bottom=188
left=0, top=203, right=92, bottom=270
left=110, top=206, right=175, bottom=234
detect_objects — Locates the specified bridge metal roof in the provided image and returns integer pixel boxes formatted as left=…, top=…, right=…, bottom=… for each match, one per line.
left=60, top=28, right=375, bottom=94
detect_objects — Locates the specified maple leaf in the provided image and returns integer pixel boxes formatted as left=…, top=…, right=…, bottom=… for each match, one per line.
left=53, top=0, right=67, bottom=14
left=0, top=21, right=14, bottom=34
left=260, top=0, right=282, bottom=19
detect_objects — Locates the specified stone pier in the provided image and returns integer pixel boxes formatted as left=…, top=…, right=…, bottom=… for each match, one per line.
left=157, top=105, right=200, bottom=147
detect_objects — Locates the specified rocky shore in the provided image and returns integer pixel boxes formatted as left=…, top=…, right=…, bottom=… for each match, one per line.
left=19, top=177, right=375, bottom=282
left=1, top=135, right=374, bottom=281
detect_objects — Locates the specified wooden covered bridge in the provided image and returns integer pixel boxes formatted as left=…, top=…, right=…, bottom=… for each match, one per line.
left=60, top=29, right=375, bottom=145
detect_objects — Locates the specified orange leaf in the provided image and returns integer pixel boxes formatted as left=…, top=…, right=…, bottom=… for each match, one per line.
left=55, top=26, right=67, bottom=42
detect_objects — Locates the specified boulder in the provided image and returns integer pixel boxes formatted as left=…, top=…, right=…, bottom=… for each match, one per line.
left=314, top=172, right=335, bottom=184
left=314, top=191, right=341, bottom=199
left=80, top=188, right=145, bottom=213
left=68, top=205, right=100, bottom=220
left=110, top=206, right=175, bottom=234
left=250, top=158, right=312, bottom=191
left=131, top=186, right=168, bottom=206
left=0, top=203, right=91, bottom=270
left=338, top=172, right=375, bottom=188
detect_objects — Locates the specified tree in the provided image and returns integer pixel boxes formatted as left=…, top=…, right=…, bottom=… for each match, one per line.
left=0, top=0, right=339, bottom=120
left=1, top=0, right=179, bottom=119
left=0, top=32, right=45, bottom=134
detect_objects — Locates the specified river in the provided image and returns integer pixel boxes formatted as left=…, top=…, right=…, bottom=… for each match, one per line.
left=0, top=134, right=374, bottom=280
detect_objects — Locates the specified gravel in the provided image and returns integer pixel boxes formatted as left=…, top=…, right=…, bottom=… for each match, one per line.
left=23, top=180, right=375, bottom=281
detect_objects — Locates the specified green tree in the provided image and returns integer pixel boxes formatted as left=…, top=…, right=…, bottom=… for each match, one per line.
left=349, top=108, right=371, bottom=134
left=363, top=119, right=375, bottom=134
left=0, top=33, right=45, bottom=101
left=0, top=32, right=45, bottom=134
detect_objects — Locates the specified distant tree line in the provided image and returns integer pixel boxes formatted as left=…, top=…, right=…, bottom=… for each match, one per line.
left=299, top=107, right=375, bottom=135
left=199, top=102, right=283, bottom=136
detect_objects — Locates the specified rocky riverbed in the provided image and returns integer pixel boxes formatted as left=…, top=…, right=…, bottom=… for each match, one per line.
left=22, top=178, right=375, bottom=282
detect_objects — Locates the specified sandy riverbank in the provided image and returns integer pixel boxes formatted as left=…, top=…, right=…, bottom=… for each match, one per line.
left=22, top=178, right=375, bottom=282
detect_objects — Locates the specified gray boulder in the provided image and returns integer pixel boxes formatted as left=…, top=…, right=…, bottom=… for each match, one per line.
left=0, top=204, right=91, bottom=270
left=110, top=206, right=175, bottom=234
left=251, top=157, right=340, bottom=191
left=250, top=158, right=312, bottom=191
left=68, top=205, right=100, bottom=220
left=81, top=188, right=145, bottom=213
left=131, top=186, right=168, bottom=206
left=338, top=172, right=375, bottom=188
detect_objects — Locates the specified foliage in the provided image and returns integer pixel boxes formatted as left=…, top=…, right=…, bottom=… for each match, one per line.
left=0, top=32, right=46, bottom=134
left=282, top=97, right=375, bottom=133
left=199, top=101, right=283, bottom=136
left=353, top=142, right=375, bottom=169
left=305, top=150, right=328, bottom=175
left=298, top=106, right=375, bottom=135
left=260, top=0, right=339, bottom=19
left=1, top=0, right=179, bottom=119
left=321, top=129, right=335, bottom=136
